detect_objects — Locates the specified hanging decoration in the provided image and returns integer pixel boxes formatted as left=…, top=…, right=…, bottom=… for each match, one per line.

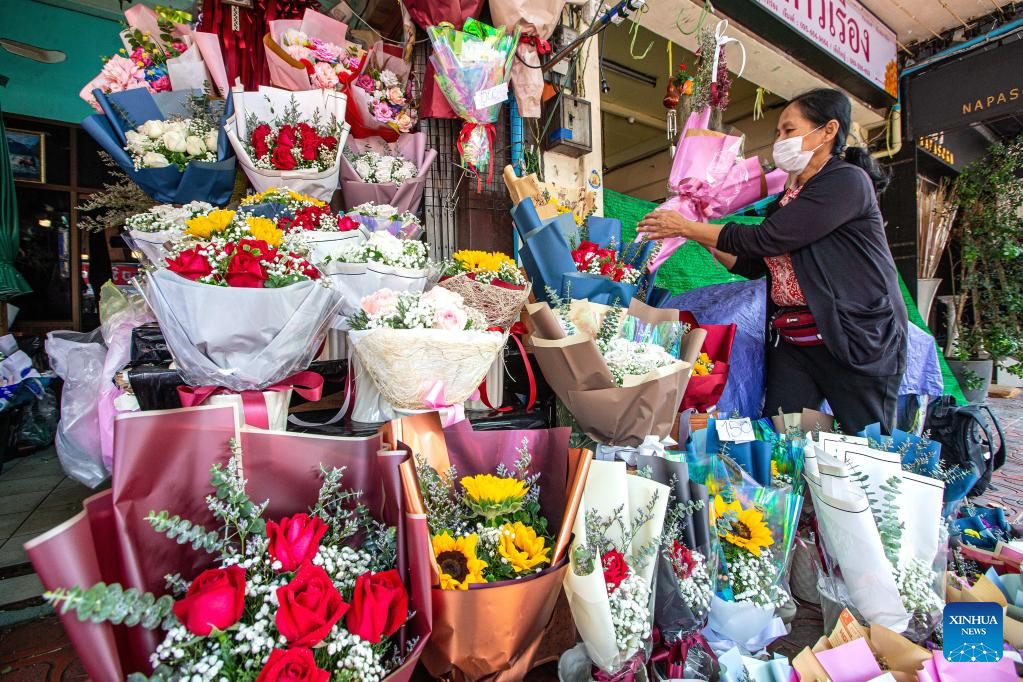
left=753, top=86, right=768, bottom=121
left=675, top=0, right=714, bottom=35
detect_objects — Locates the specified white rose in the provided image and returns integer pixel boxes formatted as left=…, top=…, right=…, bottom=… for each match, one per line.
left=141, top=120, right=166, bottom=139
left=125, top=130, right=148, bottom=153
left=184, top=135, right=206, bottom=157
left=142, top=152, right=170, bottom=168
left=204, top=130, right=219, bottom=151
left=162, top=130, right=187, bottom=153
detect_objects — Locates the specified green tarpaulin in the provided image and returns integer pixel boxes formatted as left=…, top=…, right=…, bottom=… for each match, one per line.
left=604, top=188, right=967, bottom=403
left=0, top=103, right=32, bottom=300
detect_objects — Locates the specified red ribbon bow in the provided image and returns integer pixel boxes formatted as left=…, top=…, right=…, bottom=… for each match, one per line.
left=592, top=652, right=646, bottom=682
left=177, top=371, right=324, bottom=430
left=520, top=34, right=552, bottom=55
left=476, top=322, right=537, bottom=414
left=456, top=122, right=497, bottom=191
left=650, top=628, right=718, bottom=679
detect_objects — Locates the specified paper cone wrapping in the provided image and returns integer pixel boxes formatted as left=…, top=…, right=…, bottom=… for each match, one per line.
left=527, top=302, right=692, bottom=447
left=339, top=133, right=438, bottom=212
left=125, top=229, right=180, bottom=268
left=348, top=328, right=505, bottom=410
left=488, top=0, right=566, bottom=118
left=26, top=406, right=432, bottom=682
left=264, top=9, right=365, bottom=92
left=347, top=43, right=414, bottom=141
left=393, top=415, right=590, bottom=681
left=225, top=85, right=351, bottom=201
left=439, top=274, right=532, bottom=330
left=140, top=269, right=342, bottom=391
left=563, top=459, right=669, bottom=674
left=320, top=260, right=431, bottom=321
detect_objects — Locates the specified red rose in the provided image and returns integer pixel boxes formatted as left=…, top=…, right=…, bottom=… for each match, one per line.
left=300, top=135, right=321, bottom=162
left=299, top=259, right=321, bottom=280
left=321, top=135, right=338, bottom=151
left=669, top=540, right=697, bottom=580
left=601, top=549, right=629, bottom=593
left=166, top=247, right=213, bottom=281
left=336, top=215, right=360, bottom=232
left=251, top=124, right=272, bottom=158
left=345, top=569, right=408, bottom=644
left=225, top=247, right=268, bottom=288
left=266, top=514, right=328, bottom=573
left=271, top=146, right=298, bottom=171
left=255, top=648, right=328, bottom=682
left=295, top=122, right=316, bottom=138
left=276, top=563, right=349, bottom=647
left=277, top=124, right=297, bottom=150
left=172, top=566, right=246, bottom=636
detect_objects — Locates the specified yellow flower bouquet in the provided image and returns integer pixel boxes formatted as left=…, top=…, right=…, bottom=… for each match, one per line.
left=439, top=249, right=531, bottom=331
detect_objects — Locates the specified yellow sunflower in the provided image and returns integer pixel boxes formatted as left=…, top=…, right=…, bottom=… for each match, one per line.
left=461, top=474, right=529, bottom=521
left=452, top=250, right=515, bottom=274
left=498, top=522, right=550, bottom=573
left=712, top=495, right=773, bottom=556
left=185, top=209, right=235, bottom=238
left=245, top=216, right=283, bottom=248
left=432, top=532, right=488, bottom=590
left=287, top=189, right=325, bottom=207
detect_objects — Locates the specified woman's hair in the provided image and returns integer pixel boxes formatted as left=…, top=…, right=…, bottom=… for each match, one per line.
left=790, top=88, right=890, bottom=194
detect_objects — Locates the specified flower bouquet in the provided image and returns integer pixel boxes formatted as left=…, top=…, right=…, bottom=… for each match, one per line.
left=439, top=249, right=530, bottom=330
left=139, top=209, right=341, bottom=392
left=346, top=288, right=504, bottom=422
left=83, top=88, right=237, bottom=205
left=26, top=405, right=432, bottom=682
left=395, top=416, right=590, bottom=681
left=345, top=202, right=424, bottom=239
left=264, top=9, right=366, bottom=92
left=527, top=299, right=692, bottom=453
left=347, top=42, right=417, bottom=142
left=489, top=0, right=562, bottom=118
left=339, top=133, right=438, bottom=213
left=80, top=4, right=228, bottom=112
left=239, top=187, right=327, bottom=219
left=677, top=312, right=736, bottom=413
left=428, top=19, right=519, bottom=187
left=321, top=230, right=433, bottom=321
left=225, top=85, right=350, bottom=201
left=123, top=200, right=213, bottom=266
left=560, top=458, right=669, bottom=680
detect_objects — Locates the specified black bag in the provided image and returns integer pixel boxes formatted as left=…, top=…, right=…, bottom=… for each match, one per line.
left=925, top=396, right=1006, bottom=497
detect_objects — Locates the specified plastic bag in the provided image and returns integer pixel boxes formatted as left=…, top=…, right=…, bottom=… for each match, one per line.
left=17, top=383, right=58, bottom=447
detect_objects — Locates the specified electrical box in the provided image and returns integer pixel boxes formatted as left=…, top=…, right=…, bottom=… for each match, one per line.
left=543, top=95, right=592, bottom=158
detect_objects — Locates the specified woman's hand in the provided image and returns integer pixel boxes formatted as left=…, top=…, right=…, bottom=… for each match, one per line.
left=637, top=209, right=693, bottom=240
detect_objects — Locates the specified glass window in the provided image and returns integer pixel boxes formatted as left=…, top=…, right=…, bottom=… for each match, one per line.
left=76, top=128, right=116, bottom=191
left=14, top=188, right=73, bottom=321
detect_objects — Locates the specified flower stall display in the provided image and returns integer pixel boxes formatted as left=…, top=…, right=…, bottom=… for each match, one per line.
left=560, top=458, right=669, bottom=680
left=79, top=4, right=228, bottom=112
left=346, top=288, right=504, bottom=422
left=321, top=231, right=434, bottom=321
left=240, top=186, right=327, bottom=217
left=340, top=133, right=438, bottom=212
left=347, top=43, right=417, bottom=141
left=428, top=19, right=519, bottom=187
left=264, top=8, right=366, bottom=92
left=439, top=250, right=530, bottom=330
left=139, top=209, right=340, bottom=392
left=27, top=407, right=431, bottom=682
left=83, top=89, right=237, bottom=205
left=399, top=419, right=590, bottom=680
left=123, top=200, right=213, bottom=266
left=346, top=202, right=424, bottom=239
left=225, top=85, right=350, bottom=201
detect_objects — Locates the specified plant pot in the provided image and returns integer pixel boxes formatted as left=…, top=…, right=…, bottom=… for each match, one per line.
left=916, top=277, right=942, bottom=328
left=947, top=358, right=993, bottom=405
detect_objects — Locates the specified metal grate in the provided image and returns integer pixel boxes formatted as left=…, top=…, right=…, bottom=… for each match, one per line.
left=413, top=36, right=514, bottom=260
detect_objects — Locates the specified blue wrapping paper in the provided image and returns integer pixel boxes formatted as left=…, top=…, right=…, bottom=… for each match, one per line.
left=83, top=88, right=237, bottom=206
left=560, top=272, right=638, bottom=306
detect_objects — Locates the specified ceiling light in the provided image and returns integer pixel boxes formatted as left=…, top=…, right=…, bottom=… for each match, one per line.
left=38, top=218, right=52, bottom=227
left=602, top=60, right=658, bottom=87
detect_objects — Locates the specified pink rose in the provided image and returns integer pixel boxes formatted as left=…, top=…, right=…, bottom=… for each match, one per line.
left=98, top=55, right=148, bottom=93
left=422, top=286, right=465, bottom=310
left=312, top=62, right=340, bottom=89
left=312, top=41, right=342, bottom=63
left=150, top=75, right=171, bottom=92
left=361, top=289, right=399, bottom=318
left=372, top=101, right=395, bottom=122
left=354, top=74, right=374, bottom=91
left=285, top=43, right=313, bottom=62
left=386, top=87, right=405, bottom=106
left=434, top=306, right=468, bottom=331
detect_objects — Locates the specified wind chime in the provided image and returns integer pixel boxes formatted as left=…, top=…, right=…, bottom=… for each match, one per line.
left=662, top=43, right=691, bottom=157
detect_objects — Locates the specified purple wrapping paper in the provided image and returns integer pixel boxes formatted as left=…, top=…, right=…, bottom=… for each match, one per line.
left=339, top=133, right=438, bottom=212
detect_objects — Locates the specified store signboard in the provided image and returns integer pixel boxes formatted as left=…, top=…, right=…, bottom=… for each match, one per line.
left=751, top=0, right=898, bottom=96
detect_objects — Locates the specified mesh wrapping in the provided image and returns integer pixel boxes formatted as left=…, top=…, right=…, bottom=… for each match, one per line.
left=348, top=328, right=505, bottom=409
left=437, top=274, right=531, bottom=330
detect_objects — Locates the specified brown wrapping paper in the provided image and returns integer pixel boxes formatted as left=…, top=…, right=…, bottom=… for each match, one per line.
left=772, top=407, right=836, bottom=434
left=488, top=0, right=566, bottom=118
left=393, top=413, right=590, bottom=681
left=527, top=302, right=693, bottom=447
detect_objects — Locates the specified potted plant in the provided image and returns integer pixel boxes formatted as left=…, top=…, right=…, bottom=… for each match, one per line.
left=947, top=135, right=1023, bottom=404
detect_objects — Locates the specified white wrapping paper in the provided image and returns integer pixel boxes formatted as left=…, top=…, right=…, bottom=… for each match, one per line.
left=299, top=227, right=370, bottom=265
left=319, top=259, right=431, bottom=321
left=126, top=229, right=180, bottom=267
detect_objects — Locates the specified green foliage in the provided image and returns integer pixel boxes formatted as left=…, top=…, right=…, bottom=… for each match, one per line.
left=950, top=135, right=1023, bottom=376
left=877, top=476, right=904, bottom=566
left=77, top=152, right=157, bottom=233
left=147, top=511, right=223, bottom=554
left=46, top=583, right=177, bottom=630
left=596, top=303, right=623, bottom=347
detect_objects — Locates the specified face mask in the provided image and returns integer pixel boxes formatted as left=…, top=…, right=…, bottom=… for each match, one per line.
left=773, top=125, right=825, bottom=174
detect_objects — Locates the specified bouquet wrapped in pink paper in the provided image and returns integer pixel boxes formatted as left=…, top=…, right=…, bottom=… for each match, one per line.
left=79, top=4, right=228, bottom=112
left=264, top=8, right=366, bottom=92
left=489, top=0, right=565, bottom=118
left=649, top=106, right=788, bottom=271
left=340, top=133, right=438, bottom=212
left=347, top=42, right=417, bottom=142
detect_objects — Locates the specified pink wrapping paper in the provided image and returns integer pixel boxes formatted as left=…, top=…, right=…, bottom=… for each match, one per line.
left=917, top=652, right=1018, bottom=682
left=339, top=132, right=438, bottom=212
left=347, top=42, right=413, bottom=141
left=264, top=9, right=362, bottom=92
left=650, top=107, right=788, bottom=271
left=815, top=638, right=883, bottom=682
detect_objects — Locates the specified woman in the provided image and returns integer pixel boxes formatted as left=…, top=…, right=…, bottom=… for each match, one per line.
left=638, top=88, right=907, bottom=433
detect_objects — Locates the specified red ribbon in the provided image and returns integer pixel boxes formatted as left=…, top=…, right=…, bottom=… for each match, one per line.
left=456, top=122, right=497, bottom=191
left=520, top=34, right=552, bottom=55
left=177, top=371, right=324, bottom=430
left=477, top=322, right=536, bottom=413
left=650, top=629, right=718, bottom=679
left=592, top=652, right=646, bottom=682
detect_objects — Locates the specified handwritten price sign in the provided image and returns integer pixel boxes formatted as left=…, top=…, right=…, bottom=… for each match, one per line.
left=716, top=418, right=755, bottom=443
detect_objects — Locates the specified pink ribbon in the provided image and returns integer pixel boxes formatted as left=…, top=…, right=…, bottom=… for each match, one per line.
left=674, top=177, right=726, bottom=221
left=423, top=380, right=474, bottom=427
left=177, top=371, right=324, bottom=430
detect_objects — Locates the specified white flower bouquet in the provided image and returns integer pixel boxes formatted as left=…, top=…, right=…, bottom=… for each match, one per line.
left=339, top=133, right=437, bottom=213
left=225, top=85, right=351, bottom=201
left=126, top=117, right=220, bottom=170
left=123, top=201, right=213, bottom=266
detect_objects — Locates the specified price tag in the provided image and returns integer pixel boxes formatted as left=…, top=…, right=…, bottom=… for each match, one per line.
left=473, top=82, right=509, bottom=110
left=715, top=418, right=755, bottom=443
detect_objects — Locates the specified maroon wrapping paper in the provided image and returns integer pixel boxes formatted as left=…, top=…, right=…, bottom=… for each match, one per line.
left=27, top=406, right=432, bottom=682
left=403, top=0, right=486, bottom=119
